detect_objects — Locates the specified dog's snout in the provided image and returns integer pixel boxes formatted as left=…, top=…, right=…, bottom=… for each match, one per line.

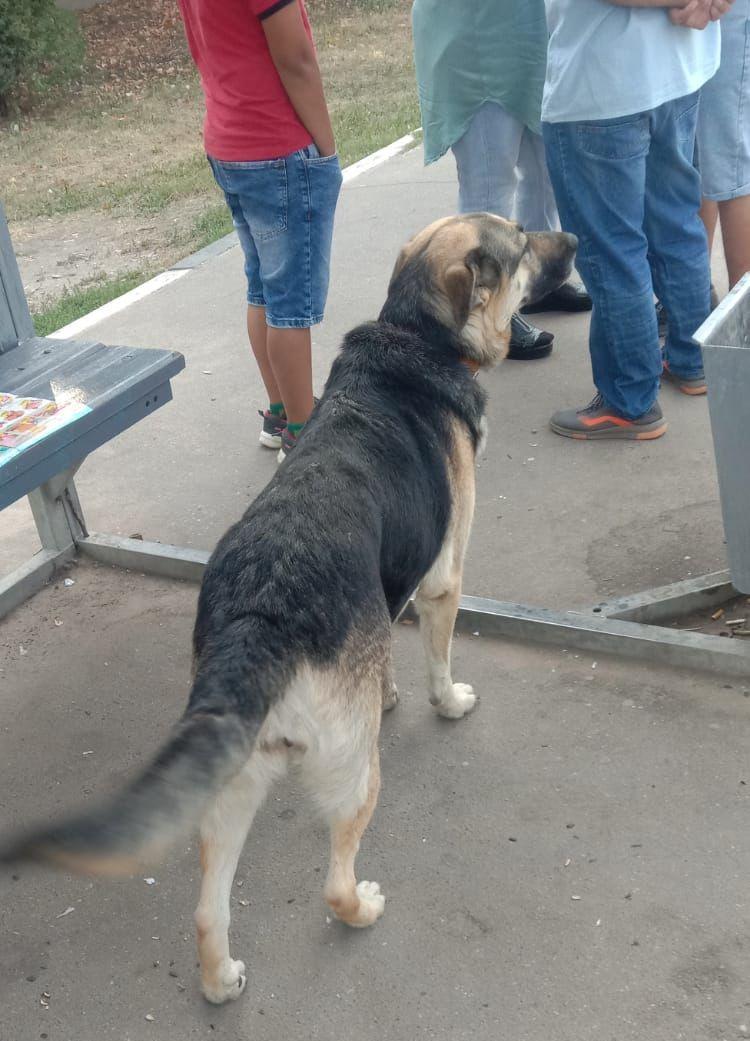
left=562, top=231, right=578, bottom=253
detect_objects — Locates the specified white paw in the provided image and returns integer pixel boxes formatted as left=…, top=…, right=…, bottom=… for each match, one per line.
left=435, top=682, right=477, bottom=719
left=201, top=959, right=247, bottom=1004
left=352, top=880, right=386, bottom=927
left=383, top=683, right=399, bottom=712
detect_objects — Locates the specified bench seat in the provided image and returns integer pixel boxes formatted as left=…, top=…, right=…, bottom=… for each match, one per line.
left=0, top=200, right=189, bottom=619
left=1, top=335, right=184, bottom=509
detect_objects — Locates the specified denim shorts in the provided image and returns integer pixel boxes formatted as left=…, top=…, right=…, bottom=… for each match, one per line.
left=207, top=145, right=342, bottom=327
left=695, top=1, right=750, bottom=201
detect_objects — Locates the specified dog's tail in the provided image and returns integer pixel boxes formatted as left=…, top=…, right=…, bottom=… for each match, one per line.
left=0, top=622, right=281, bottom=876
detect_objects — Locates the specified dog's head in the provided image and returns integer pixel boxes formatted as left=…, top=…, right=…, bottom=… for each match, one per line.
left=380, top=214, right=578, bottom=369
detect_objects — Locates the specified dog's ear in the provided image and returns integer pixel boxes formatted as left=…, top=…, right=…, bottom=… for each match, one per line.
left=444, top=250, right=503, bottom=330
left=443, top=262, right=476, bottom=329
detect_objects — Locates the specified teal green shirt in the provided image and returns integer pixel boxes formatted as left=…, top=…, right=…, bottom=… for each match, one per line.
left=411, top=0, right=548, bottom=164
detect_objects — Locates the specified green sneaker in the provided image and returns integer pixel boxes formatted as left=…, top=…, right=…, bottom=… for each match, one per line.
left=550, top=393, right=667, bottom=440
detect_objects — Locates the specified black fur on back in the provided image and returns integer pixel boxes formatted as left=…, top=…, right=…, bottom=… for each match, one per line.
left=190, top=316, right=485, bottom=716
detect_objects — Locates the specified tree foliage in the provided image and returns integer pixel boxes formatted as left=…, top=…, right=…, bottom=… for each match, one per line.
left=0, top=0, right=86, bottom=114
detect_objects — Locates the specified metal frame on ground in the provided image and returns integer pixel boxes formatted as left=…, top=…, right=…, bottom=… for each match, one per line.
left=75, top=531, right=750, bottom=678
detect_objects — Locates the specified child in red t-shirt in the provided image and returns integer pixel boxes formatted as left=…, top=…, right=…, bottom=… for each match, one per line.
left=178, top=0, right=342, bottom=459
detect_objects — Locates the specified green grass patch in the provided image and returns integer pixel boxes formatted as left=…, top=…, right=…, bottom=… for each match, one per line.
left=32, top=271, right=145, bottom=335
left=190, top=204, right=234, bottom=251
left=19, top=153, right=216, bottom=222
left=334, top=99, right=421, bottom=168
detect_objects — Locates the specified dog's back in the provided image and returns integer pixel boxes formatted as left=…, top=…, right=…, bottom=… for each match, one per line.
left=194, top=317, right=487, bottom=664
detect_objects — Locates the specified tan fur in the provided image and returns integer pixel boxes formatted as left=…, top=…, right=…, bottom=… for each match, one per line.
left=40, top=847, right=147, bottom=878
left=390, top=215, right=463, bottom=279
left=414, top=418, right=478, bottom=718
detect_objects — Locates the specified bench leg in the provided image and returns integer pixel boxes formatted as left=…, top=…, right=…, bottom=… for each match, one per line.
left=0, top=470, right=86, bottom=621
left=27, top=468, right=87, bottom=552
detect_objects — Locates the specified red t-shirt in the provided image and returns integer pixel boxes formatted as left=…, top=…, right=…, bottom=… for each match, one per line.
left=177, top=0, right=314, bottom=162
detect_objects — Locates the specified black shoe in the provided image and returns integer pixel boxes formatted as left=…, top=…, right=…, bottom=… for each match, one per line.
left=507, top=313, right=554, bottom=360
left=522, top=281, right=592, bottom=314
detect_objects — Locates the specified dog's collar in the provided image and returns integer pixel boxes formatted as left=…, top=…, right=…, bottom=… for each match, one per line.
left=461, top=357, right=481, bottom=378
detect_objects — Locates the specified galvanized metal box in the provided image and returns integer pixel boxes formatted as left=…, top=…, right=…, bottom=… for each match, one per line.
left=694, top=273, right=750, bottom=594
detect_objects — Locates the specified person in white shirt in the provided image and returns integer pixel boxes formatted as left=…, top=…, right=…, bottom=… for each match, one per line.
left=541, top=0, right=733, bottom=441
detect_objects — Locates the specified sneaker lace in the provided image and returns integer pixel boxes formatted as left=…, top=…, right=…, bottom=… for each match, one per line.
left=581, top=392, right=606, bottom=414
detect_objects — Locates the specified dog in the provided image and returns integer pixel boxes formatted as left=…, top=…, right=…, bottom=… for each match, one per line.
left=1, top=214, right=576, bottom=1004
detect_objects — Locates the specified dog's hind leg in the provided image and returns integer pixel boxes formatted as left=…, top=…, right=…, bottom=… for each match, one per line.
left=323, top=741, right=385, bottom=927
left=194, top=752, right=283, bottom=1004
left=299, top=659, right=386, bottom=928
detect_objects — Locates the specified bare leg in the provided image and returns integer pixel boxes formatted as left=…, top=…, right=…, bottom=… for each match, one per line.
left=699, top=198, right=719, bottom=257
left=266, top=326, right=315, bottom=426
left=246, top=304, right=281, bottom=405
left=718, top=195, right=750, bottom=288
left=415, top=584, right=476, bottom=719
left=324, top=745, right=385, bottom=928
left=194, top=756, right=281, bottom=1004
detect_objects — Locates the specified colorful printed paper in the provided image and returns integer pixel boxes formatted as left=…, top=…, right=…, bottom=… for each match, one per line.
left=0, top=392, right=91, bottom=467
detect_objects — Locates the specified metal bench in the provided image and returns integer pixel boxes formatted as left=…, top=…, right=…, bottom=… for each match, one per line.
left=0, top=203, right=186, bottom=619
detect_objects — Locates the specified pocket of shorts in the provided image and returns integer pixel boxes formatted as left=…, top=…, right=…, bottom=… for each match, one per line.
left=302, top=148, right=342, bottom=168
left=303, top=150, right=343, bottom=218
left=576, top=115, right=649, bottom=162
left=213, top=158, right=288, bottom=242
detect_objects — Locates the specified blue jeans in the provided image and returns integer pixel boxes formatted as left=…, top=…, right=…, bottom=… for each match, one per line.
left=543, top=93, right=710, bottom=419
left=208, top=145, right=342, bottom=328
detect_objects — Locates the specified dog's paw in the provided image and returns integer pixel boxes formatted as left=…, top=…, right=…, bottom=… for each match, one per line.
left=350, top=880, right=386, bottom=927
left=382, top=683, right=399, bottom=712
left=201, top=959, right=247, bottom=1005
left=435, top=682, right=476, bottom=719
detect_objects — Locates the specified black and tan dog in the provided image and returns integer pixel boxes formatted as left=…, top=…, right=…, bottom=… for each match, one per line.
left=1, top=214, right=576, bottom=1004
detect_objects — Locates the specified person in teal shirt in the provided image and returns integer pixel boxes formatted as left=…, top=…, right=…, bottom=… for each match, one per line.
left=411, top=0, right=591, bottom=361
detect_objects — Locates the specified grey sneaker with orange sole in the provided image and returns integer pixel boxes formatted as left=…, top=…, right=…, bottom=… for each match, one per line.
left=661, top=363, right=707, bottom=396
left=550, top=393, right=667, bottom=440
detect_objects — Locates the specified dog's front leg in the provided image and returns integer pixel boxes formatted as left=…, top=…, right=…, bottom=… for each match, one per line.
left=415, top=583, right=476, bottom=719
